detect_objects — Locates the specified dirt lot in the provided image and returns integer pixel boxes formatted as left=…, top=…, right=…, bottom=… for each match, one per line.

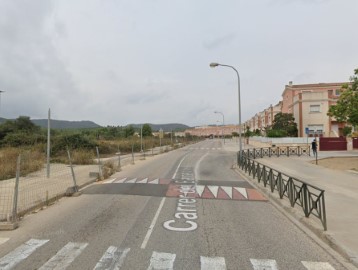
left=311, top=157, right=358, bottom=171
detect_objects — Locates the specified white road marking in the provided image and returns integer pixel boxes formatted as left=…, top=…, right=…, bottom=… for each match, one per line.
left=113, top=178, right=127, bottom=183
left=0, top=237, right=9, bottom=245
left=39, top=242, right=88, bottom=270
left=148, top=179, right=159, bottom=184
left=94, top=246, right=130, bottom=270
left=137, top=178, right=148, bottom=183
left=221, top=186, right=233, bottom=199
left=141, top=197, right=166, bottom=249
left=147, top=251, right=176, bottom=270
left=125, top=178, right=137, bottom=183
left=250, top=259, right=278, bottom=270
left=208, top=185, right=219, bottom=198
left=234, top=187, right=248, bottom=199
left=0, top=239, right=49, bottom=270
left=172, top=154, right=189, bottom=179
left=200, top=256, right=227, bottom=270
left=302, top=261, right=336, bottom=270
left=103, top=178, right=116, bottom=184
left=196, top=185, right=205, bottom=197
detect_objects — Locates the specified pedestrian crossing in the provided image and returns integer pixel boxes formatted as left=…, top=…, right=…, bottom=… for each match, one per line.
left=0, top=238, right=337, bottom=269
left=187, top=147, right=222, bottom=151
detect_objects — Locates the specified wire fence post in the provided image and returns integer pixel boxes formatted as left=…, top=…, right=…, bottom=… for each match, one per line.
left=67, top=149, right=78, bottom=192
left=117, top=151, right=121, bottom=171
left=131, top=144, right=135, bottom=164
left=96, top=147, right=103, bottom=180
left=11, top=155, right=21, bottom=223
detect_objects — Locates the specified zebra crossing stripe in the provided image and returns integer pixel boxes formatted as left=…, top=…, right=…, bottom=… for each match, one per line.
left=94, top=246, right=130, bottom=270
left=148, top=179, right=159, bottom=184
left=125, top=178, right=137, bottom=183
left=38, top=242, right=88, bottom=270
left=137, top=178, right=148, bottom=183
left=200, top=256, right=227, bottom=270
left=113, top=178, right=127, bottom=183
left=0, top=239, right=49, bottom=270
left=301, top=261, right=336, bottom=270
left=0, top=237, right=9, bottom=245
left=250, top=259, right=278, bottom=270
left=147, top=251, right=176, bottom=270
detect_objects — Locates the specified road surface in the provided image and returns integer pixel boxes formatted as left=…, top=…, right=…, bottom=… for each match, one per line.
left=0, top=140, right=351, bottom=269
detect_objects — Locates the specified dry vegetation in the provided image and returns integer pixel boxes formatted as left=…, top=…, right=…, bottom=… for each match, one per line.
left=311, top=157, right=358, bottom=171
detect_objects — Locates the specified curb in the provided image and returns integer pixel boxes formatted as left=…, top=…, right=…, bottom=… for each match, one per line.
left=234, top=166, right=358, bottom=270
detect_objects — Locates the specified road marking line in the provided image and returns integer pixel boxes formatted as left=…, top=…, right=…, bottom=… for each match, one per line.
left=113, top=178, right=127, bottom=183
left=125, top=178, right=137, bottom=183
left=207, top=186, right=219, bottom=198
left=147, top=251, right=176, bottom=270
left=221, top=186, right=233, bottom=199
left=94, top=246, right=130, bottom=270
left=250, top=259, right=278, bottom=270
left=39, top=242, right=88, bottom=270
left=103, top=178, right=116, bottom=184
left=137, top=178, right=148, bottom=183
left=148, top=179, right=159, bottom=184
left=141, top=197, right=166, bottom=249
left=196, top=185, right=205, bottom=197
left=200, top=256, right=226, bottom=270
left=172, top=154, right=189, bottom=179
left=234, top=187, right=248, bottom=199
left=302, top=261, right=336, bottom=270
left=0, top=237, right=9, bottom=245
left=0, top=239, right=49, bottom=270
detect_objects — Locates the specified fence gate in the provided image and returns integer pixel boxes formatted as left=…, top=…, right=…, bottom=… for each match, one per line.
left=353, top=137, right=358, bottom=149
left=319, top=137, right=347, bottom=151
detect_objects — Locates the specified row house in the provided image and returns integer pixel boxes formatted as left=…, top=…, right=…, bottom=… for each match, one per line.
left=245, top=81, right=348, bottom=137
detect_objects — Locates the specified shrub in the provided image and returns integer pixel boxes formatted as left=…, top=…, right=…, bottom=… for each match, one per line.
left=267, top=129, right=287, bottom=138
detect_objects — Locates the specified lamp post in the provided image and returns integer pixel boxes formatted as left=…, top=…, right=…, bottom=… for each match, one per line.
left=210, top=62, right=242, bottom=160
left=214, top=111, right=225, bottom=144
left=0, top=90, right=5, bottom=120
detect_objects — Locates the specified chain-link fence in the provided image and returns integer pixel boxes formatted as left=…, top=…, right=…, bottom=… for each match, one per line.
left=0, top=143, right=181, bottom=227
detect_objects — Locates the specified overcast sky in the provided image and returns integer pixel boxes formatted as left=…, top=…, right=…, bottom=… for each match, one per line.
left=0, top=0, right=357, bottom=127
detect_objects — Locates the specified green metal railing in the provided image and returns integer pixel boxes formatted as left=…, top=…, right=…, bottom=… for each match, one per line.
left=245, top=146, right=311, bottom=159
left=238, top=149, right=327, bottom=231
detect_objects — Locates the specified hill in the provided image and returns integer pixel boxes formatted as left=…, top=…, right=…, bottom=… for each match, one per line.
left=129, top=123, right=190, bottom=132
left=32, top=119, right=102, bottom=129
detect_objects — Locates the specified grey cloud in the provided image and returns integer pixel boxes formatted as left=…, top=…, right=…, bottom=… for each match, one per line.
left=125, top=90, right=169, bottom=105
left=203, top=33, right=236, bottom=50
left=0, top=0, right=81, bottom=119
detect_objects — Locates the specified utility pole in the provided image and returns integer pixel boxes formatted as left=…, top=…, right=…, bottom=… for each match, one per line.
left=0, top=90, right=5, bottom=120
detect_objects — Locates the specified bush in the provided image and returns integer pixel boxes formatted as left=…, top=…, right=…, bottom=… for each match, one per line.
left=267, top=129, right=288, bottom=138
left=52, top=134, right=96, bottom=155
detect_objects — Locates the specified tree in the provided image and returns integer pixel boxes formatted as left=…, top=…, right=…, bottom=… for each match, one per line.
left=124, top=125, right=135, bottom=138
left=142, top=124, right=153, bottom=137
left=328, top=68, right=358, bottom=128
left=271, top=113, right=298, bottom=137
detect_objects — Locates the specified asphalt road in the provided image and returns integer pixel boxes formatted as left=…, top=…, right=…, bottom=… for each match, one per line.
left=0, top=140, right=351, bottom=269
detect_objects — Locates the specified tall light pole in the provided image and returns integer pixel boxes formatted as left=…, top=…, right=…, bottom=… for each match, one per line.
left=214, top=111, right=225, bottom=144
left=210, top=62, right=242, bottom=159
left=0, top=90, right=5, bottom=120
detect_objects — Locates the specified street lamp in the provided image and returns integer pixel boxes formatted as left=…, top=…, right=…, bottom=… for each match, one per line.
left=214, top=111, right=225, bottom=144
left=0, top=90, right=5, bottom=120
left=210, top=62, right=242, bottom=160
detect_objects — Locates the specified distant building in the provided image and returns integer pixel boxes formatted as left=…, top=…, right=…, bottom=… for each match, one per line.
left=184, top=125, right=239, bottom=137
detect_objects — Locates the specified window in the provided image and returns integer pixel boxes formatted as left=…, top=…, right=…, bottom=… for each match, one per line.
left=308, top=125, right=324, bottom=135
left=335, top=89, right=341, bottom=96
left=310, top=105, right=320, bottom=112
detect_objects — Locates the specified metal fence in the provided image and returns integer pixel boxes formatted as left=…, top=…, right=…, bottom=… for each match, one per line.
left=0, top=144, right=178, bottom=227
left=244, top=146, right=311, bottom=160
left=237, top=149, right=327, bottom=231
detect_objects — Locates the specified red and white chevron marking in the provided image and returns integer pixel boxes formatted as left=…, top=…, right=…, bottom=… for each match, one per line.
left=166, top=184, right=267, bottom=201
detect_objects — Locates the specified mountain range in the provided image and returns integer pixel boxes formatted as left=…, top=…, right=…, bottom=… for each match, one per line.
left=0, top=117, right=190, bottom=131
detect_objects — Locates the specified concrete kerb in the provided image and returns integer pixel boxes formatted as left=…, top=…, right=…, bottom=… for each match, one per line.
left=233, top=166, right=358, bottom=269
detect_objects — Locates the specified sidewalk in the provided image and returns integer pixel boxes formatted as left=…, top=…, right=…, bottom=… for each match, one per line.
left=224, top=141, right=358, bottom=267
